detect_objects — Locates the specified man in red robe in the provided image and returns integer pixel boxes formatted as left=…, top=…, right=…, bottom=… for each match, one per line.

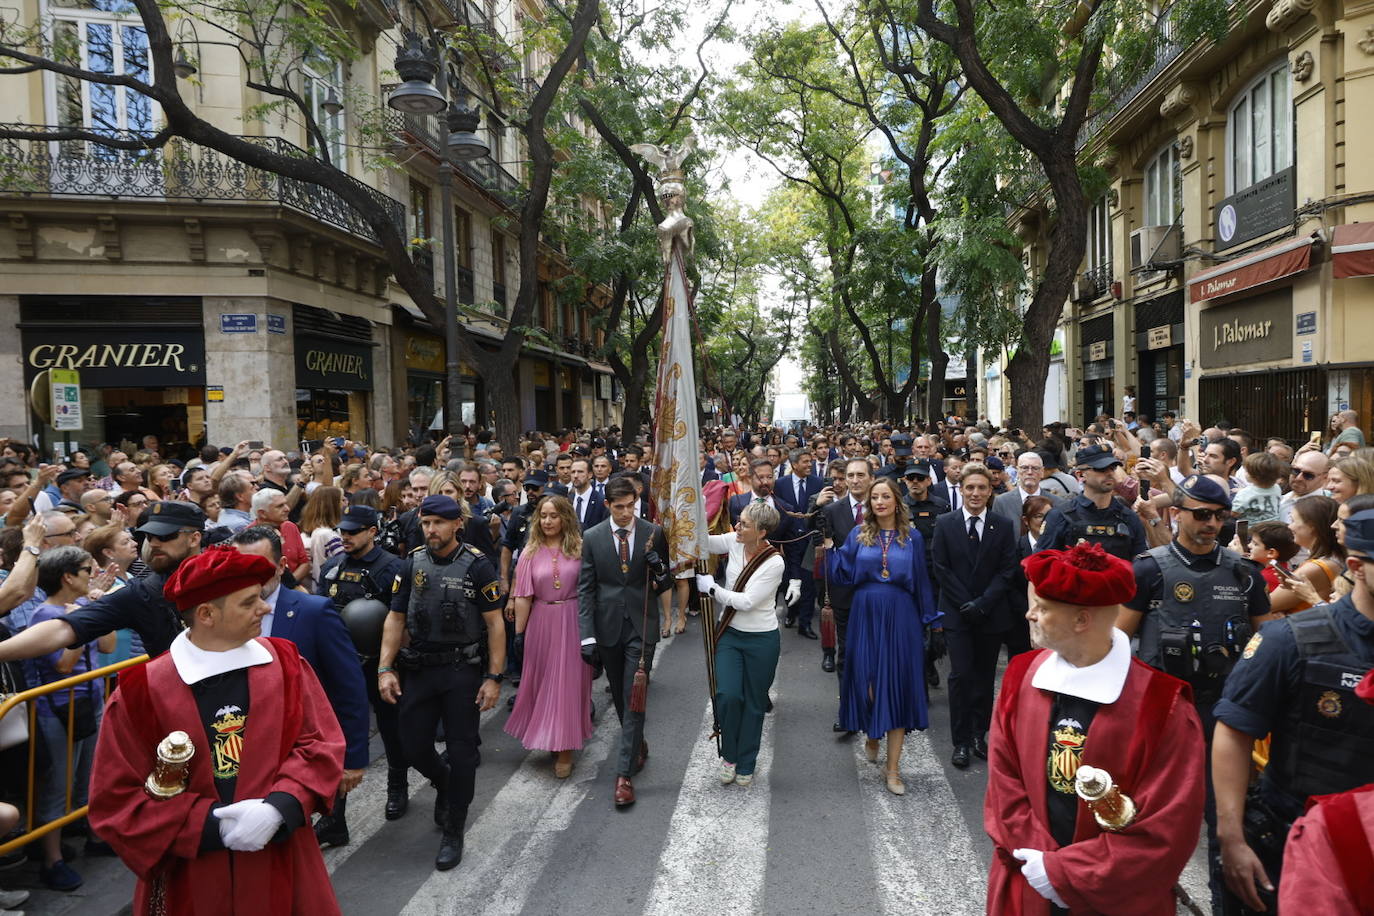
left=89, top=546, right=345, bottom=915
left=985, top=543, right=1206, bottom=915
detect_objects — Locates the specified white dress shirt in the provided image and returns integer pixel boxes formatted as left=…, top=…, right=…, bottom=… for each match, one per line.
left=169, top=630, right=273, bottom=685
left=260, top=584, right=281, bottom=637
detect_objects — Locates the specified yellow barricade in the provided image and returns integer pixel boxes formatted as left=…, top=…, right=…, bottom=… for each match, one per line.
left=0, top=655, right=149, bottom=856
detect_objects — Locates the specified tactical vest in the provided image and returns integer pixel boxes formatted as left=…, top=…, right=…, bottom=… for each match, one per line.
left=322, top=558, right=385, bottom=611
left=1060, top=501, right=1134, bottom=560
left=405, top=547, right=485, bottom=648
left=1138, top=544, right=1254, bottom=694
left=1270, top=607, right=1374, bottom=800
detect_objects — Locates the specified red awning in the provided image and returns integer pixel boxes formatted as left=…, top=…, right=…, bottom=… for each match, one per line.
left=1333, top=223, right=1374, bottom=279
left=1188, top=235, right=1318, bottom=304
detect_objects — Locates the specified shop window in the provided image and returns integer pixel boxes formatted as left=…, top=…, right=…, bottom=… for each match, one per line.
left=1088, top=196, right=1111, bottom=274
left=1228, top=63, right=1293, bottom=194
left=303, top=53, right=345, bottom=167
left=1144, top=142, right=1181, bottom=229
left=454, top=207, right=473, bottom=268
left=50, top=0, right=153, bottom=151
left=409, top=179, right=432, bottom=241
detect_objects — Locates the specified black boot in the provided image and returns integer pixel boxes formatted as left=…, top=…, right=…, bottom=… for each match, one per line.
left=433, top=767, right=451, bottom=827
left=385, top=769, right=409, bottom=821
left=435, top=814, right=466, bottom=871
left=821, top=650, right=836, bottom=673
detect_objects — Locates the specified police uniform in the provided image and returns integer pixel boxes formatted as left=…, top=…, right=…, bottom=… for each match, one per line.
left=904, top=460, right=948, bottom=686
left=1035, top=445, right=1147, bottom=561
left=388, top=496, right=503, bottom=868
left=316, top=506, right=406, bottom=821
left=1214, top=509, right=1374, bottom=911
left=1125, top=474, right=1268, bottom=913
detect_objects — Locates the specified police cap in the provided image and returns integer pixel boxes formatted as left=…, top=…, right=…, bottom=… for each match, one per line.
left=1074, top=444, right=1121, bottom=471
left=1176, top=474, right=1232, bottom=509
left=905, top=459, right=931, bottom=479
left=1344, top=508, right=1374, bottom=555
left=136, top=500, right=207, bottom=536
left=419, top=494, right=462, bottom=519
left=890, top=434, right=914, bottom=457
left=339, top=505, right=380, bottom=532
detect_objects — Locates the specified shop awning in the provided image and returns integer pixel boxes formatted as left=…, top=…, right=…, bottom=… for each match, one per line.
left=1188, top=234, right=1318, bottom=303
left=1333, top=223, right=1374, bottom=279
left=586, top=360, right=614, bottom=375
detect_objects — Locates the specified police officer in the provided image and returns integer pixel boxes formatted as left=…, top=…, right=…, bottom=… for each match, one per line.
left=377, top=495, right=505, bottom=871
left=903, top=459, right=948, bottom=688
left=1034, top=443, right=1147, bottom=561
left=1211, top=508, right=1374, bottom=914
left=1119, top=474, right=1269, bottom=914
left=316, top=505, right=406, bottom=827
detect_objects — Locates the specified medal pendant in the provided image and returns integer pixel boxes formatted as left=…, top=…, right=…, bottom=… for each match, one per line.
left=621, top=563, right=629, bottom=574
left=554, top=579, right=562, bottom=589
left=880, top=568, right=890, bottom=579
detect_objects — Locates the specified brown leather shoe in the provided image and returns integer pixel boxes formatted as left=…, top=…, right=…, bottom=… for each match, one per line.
left=614, top=777, right=636, bottom=808
left=635, top=740, right=649, bottom=773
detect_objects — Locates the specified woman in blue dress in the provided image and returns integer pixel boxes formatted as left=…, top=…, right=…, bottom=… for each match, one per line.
left=827, top=475, right=941, bottom=795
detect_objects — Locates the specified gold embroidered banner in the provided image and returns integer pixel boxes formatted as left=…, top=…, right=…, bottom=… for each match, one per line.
left=650, top=242, right=708, bottom=572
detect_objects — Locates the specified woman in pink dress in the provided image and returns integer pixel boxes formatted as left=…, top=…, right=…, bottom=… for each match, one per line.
left=504, top=495, right=593, bottom=777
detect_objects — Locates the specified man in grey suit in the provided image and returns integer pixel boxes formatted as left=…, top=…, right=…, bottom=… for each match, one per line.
left=991, top=450, right=1061, bottom=528
left=578, top=476, right=669, bottom=809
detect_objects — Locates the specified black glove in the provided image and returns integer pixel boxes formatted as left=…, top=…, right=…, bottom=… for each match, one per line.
left=511, top=633, right=525, bottom=670
left=581, top=644, right=601, bottom=668
left=958, top=600, right=986, bottom=623
left=927, top=628, right=947, bottom=660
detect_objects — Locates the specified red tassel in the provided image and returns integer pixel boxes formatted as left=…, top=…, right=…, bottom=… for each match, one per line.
left=820, top=604, right=836, bottom=650
left=629, top=664, right=648, bottom=713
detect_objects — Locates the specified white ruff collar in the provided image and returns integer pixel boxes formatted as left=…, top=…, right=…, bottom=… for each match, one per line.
left=1031, top=628, right=1132, bottom=705
left=169, top=631, right=273, bottom=685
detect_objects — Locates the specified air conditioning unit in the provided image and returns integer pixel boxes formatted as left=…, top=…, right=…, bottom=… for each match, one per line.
left=1072, top=275, right=1097, bottom=303
left=1130, top=225, right=1180, bottom=271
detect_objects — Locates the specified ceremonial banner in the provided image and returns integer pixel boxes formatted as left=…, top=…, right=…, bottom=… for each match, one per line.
left=650, top=244, right=708, bottom=573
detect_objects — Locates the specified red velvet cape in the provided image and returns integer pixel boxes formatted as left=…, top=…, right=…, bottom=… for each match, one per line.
left=1279, top=783, right=1374, bottom=914
left=984, top=648, right=1206, bottom=915
left=89, top=637, right=344, bottom=916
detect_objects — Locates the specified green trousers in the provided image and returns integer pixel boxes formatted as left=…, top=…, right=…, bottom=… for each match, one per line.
left=714, top=627, right=780, bottom=775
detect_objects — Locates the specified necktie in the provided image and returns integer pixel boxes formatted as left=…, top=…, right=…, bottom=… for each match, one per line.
left=575, top=494, right=584, bottom=521
left=951, top=486, right=960, bottom=511
left=968, top=514, right=981, bottom=546
left=797, top=478, right=804, bottom=506
left=854, top=502, right=864, bottom=525
left=617, top=528, right=630, bottom=572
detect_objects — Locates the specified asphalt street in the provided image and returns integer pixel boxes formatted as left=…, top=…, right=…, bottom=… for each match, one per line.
left=12, top=605, right=1211, bottom=915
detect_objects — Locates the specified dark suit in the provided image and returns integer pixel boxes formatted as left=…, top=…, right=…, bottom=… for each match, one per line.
left=819, top=494, right=865, bottom=684
left=568, top=486, right=607, bottom=532
left=269, top=589, right=370, bottom=770
left=727, top=490, right=801, bottom=582
left=930, top=509, right=1018, bottom=748
left=578, top=517, right=669, bottom=778
left=777, top=473, right=823, bottom=627
left=932, top=480, right=963, bottom=513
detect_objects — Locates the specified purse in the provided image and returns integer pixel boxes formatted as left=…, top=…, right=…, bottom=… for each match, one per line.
left=0, top=660, right=30, bottom=751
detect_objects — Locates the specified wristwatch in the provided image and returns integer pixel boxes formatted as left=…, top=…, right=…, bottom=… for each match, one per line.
left=23, top=545, right=40, bottom=558
left=482, top=672, right=505, bottom=683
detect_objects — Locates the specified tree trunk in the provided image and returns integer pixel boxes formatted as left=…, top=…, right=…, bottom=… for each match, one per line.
left=925, top=300, right=948, bottom=425
left=486, top=364, right=521, bottom=451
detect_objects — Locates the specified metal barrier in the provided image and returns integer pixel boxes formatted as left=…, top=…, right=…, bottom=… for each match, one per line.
left=0, top=655, right=149, bottom=856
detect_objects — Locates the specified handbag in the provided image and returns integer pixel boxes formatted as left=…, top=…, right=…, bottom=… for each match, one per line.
left=0, top=660, right=30, bottom=751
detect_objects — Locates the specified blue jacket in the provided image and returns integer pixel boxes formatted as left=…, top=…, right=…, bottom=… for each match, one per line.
left=270, top=588, right=370, bottom=770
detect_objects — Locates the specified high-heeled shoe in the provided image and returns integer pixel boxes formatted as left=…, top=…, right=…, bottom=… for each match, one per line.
left=865, top=739, right=879, bottom=763
left=885, top=768, right=905, bottom=796
left=554, top=752, right=573, bottom=779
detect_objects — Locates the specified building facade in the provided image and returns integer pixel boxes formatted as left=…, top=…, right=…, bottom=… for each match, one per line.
left=999, top=0, right=1373, bottom=439
left=0, top=0, right=620, bottom=453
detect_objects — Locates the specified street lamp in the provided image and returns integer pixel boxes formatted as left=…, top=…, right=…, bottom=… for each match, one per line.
left=386, top=34, right=485, bottom=437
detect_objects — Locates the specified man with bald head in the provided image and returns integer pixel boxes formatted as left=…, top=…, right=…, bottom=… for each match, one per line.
left=1327, top=409, right=1365, bottom=454
left=1280, top=450, right=1332, bottom=565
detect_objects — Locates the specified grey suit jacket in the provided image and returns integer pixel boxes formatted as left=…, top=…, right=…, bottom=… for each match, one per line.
left=577, top=516, right=668, bottom=648
left=991, top=486, right=1061, bottom=529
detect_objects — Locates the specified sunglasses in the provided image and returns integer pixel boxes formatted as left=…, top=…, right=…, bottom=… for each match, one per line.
left=1179, top=507, right=1232, bottom=522
left=146, top=529, right=191, bottom=543
left=1293, top=470, right=1321, bottom=481
left=77, top=566, right=94, bottom=575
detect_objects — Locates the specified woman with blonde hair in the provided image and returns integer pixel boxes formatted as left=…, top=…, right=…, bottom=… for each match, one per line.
left=825, top=476, right=939, bottom=795
left=504, top=495, right=592, bottom=777
left=1328, top=453, right=1374, bottom=504
left=299, top=485, right=345, bottom=590
left=146, top=463, right=178, bottom=500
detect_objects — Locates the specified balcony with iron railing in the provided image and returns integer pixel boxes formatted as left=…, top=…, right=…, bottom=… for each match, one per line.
left=1077, top=8, right=1185, bottom=150
left=0, top=127, right=405, bottom=245
left=1082, top=261, right=1114, bottom=300
left=383, top=107, right=523, bottom=206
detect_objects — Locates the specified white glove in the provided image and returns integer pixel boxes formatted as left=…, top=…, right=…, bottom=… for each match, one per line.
left=785, top=579, right=802, bottom=607
left=695, top=574, right=716, bottom=597
left=1012, top=848, right=1067, bottom=908
left=215, top=799, right=284, bottom=852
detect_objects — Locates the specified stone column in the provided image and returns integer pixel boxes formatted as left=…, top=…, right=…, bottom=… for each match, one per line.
left=0, top=295, right=29, bottom=440
left=202, top=296, right=297, bottom=446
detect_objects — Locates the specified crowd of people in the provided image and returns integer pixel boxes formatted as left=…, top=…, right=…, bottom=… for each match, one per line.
left=0, top=404, right=1371, bottom=914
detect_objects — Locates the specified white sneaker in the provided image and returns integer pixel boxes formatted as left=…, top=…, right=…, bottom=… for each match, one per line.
left=0, top=889, right=28, bottom=909
left=719, top=762, right=736, bottom=785
left=735, top=773, right=753, bottom=787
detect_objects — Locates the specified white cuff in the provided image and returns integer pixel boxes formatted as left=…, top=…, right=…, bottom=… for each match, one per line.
left=580, top=637, right=596, bottom=646
left=1013, top=848, right=1067, bottom=908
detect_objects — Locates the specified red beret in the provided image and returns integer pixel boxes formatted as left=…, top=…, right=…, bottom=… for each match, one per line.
left=1021, top=542, right=1136, bottom=607
left=163, top=546, right=276, bottom=612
